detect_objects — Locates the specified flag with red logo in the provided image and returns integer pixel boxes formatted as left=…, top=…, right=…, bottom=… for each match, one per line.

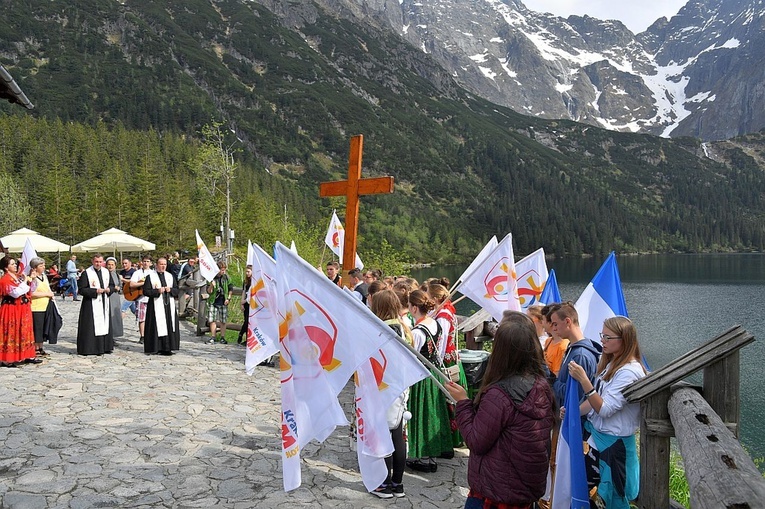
left=323, top=210, right=364, bottom=270
left=19, top=237, right=37, bottom=276
left=195, top=230, right=219, bottom=282
left=276, top=246, right=347, bottom=491
left=458, top=233, right=521, bottom=321
left=244, top=242, right=280, bottom=374
left=515, top=247, right=549, bottom=310
left=275, top=242, right=396, bottom=490
left=355, top=336, right=430, bottom=491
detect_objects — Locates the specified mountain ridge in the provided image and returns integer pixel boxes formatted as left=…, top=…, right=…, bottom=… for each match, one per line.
left=0, top=0, right=764, bottom=261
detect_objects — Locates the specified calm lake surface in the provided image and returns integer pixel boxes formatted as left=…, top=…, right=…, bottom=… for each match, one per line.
left=411, top=254, right=765, bottom=463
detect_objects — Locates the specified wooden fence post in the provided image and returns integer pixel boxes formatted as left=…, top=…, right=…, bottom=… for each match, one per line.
left=703, top=351, right=740, bottom=438
left=636, top=389, right=671, bottom=509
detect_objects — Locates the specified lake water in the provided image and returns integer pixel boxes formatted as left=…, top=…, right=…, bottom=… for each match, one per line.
left=411, top=254, right=765, bottom=463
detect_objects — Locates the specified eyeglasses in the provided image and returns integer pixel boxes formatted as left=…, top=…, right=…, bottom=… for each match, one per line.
left=599, top=332, right=622, bottom=342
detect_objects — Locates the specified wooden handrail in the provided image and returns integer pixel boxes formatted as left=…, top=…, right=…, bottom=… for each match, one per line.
left=668, top=387, right=765, bottom=508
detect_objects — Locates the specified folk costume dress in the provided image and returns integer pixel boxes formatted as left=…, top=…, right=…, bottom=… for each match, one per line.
left=0, top=272, right=35, bottom=364
left=142, top=271, right=180, bottom=355
left=407, top=319, right=453, bottom=459
left=434, top=300, right=468, bottom=447
left=76, top=266, right=115, bottom=356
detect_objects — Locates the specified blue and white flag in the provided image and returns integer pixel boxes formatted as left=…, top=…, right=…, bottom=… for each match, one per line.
left=575, top=252, right=628, bottom=343
left=552, top=376, right=590, bottom=509
left=539, top=269, right=562, bottom=305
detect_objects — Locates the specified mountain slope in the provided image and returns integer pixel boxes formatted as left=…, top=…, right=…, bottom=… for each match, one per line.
left=341, top=0, right=765, bottom=141
left=1, top=0, right=764, bottom=260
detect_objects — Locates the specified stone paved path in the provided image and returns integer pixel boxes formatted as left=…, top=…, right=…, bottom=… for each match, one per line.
left=0, top=298, right=469, bottom=508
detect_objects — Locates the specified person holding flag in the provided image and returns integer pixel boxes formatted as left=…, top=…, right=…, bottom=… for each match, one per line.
left=446, top=315, right=554, bottom=509
left=405, top=290, right=452, bottom=473
left=550, top=303, right=602, bottom=407
left=566, top=317, right=647, bottom=509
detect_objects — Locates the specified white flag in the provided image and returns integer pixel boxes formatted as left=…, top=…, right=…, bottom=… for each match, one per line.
left=323, top=210, right=364, bottom=270
left=275, top=241, right=394, bottom=490
left=457, top=235, right=498, bottom=284
left=195, top=230, right=218, bottom=282
left=458, top=233, right=521, bottom=321
left=20, top=238, right=37, bottom=276
left=515, top=248, right=549, bottom=310
left=355, top=337, right=430, bottom=491
left=244, top=242, right=280, bottom=374
left=289, top=240, right=298, bottom=254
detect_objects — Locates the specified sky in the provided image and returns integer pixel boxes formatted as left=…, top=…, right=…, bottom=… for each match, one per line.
left=522, top=0, right=689, bottom=34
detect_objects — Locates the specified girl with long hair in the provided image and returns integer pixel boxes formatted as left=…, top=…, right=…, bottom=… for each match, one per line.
left=567, top=316, right=648, bottom=508
left=428, top=282, right=468, bottom=449
left=446, top=315, right=554, bottom=508
left=405, top=289, right=452, bottom=473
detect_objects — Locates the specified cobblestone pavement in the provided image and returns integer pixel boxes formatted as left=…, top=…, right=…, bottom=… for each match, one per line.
left=0, top=298, right=470, bottom=508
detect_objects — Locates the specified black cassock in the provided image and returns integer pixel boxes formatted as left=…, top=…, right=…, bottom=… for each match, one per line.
left=143, top=272, right=180, bottom=355
left=76, top=268, right=115, bottom=356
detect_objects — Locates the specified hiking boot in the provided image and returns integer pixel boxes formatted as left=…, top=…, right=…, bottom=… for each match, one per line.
left=206, top=338, right=216, bottom=345
left=371, top=484, right=393, bottom=499
left=219, top=337, right=227, bottom=344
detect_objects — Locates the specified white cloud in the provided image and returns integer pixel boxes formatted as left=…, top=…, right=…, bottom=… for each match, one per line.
left=522, top=0, right=688, bottom=33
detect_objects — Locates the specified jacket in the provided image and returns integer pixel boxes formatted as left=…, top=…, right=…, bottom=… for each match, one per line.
left=553, top=337, right=602, bottom=406
left=456, top=374, right=554, bottom=504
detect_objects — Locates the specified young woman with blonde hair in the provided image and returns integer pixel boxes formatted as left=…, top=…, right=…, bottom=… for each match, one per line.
left=567, top=316, right=648, bottom=508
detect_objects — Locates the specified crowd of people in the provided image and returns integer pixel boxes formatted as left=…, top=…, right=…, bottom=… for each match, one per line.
left=0, top=249, right=648, bottom=507
left=326, top=262, right=648, bottom=507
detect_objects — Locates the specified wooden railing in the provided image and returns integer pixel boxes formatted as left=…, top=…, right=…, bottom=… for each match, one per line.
left=623, top=325, right=765, bottom=508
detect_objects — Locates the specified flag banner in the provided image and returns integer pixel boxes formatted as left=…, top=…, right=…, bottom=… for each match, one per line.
left=275, top=245, right=347, bottom=491
left=539, top=269, right=562, bottom=305
left=195, top=230, right=219, bottom=282
left=551, top=376, right=590, bottom=509
left=246, top=240, right=255, bottom=268
left=275, top=242, right=399, bottom=490
left=323, top=210, right=364, bottom=270
left=355, top=337, right=430, bottom=491
left=457, top=235, right=498, bottom=284
left=290, top=240, right=298, bottom=254
left=20, top=238, right=37, bottom=275
left=275, top=242, right=390, bottom=395
left=458, top=233, right=521, bottom=322
left=515, top=247, right=548, bottom=310
left=244, top=243, right=280, bottom=374
left=575, top=252, right=628, bottom=343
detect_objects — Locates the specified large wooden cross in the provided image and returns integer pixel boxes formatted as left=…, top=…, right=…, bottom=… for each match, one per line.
left=319, top=135, right=394, bottom=287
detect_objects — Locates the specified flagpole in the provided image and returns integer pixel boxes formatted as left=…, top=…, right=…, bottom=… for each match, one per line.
left=388, top=333, right=458, bottom=405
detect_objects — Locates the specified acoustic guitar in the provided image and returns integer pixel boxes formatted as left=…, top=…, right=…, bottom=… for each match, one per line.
left=123, top=281, right=144, bottom=301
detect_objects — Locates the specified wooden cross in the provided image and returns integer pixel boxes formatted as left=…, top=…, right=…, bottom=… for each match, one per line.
left=319, top=135, right=394, bottom=287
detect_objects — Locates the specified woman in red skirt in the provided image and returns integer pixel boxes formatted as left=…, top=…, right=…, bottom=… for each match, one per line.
left=0, top=256, right=39, bottom=367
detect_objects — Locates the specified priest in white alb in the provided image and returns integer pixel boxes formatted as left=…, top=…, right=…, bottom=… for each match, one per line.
left=76, top=253, right=115, bottom=356
left=142, top=257, right=180, bottom=355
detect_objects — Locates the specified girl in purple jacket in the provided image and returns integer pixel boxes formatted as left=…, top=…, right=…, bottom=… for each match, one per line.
left=447, top=314, right=554, bottom=509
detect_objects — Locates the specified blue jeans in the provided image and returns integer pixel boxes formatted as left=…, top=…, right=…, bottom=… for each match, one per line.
left=66, top=275, right=78, bottom=297
left=121, top=299, right=136, bottom=315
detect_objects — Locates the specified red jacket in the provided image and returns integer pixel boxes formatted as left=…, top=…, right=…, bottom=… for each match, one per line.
left=456, top=375, right=553, bottom=504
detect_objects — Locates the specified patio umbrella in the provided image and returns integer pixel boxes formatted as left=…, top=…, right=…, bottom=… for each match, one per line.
left=1, top=227, right=70, bottom=252
left=71, top=228, right=156, bottom=255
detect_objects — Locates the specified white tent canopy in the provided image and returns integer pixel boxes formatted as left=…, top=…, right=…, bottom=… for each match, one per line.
left=0, top=227, right=70, bottom=252
left=71, top=228, right=155, bottom=254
